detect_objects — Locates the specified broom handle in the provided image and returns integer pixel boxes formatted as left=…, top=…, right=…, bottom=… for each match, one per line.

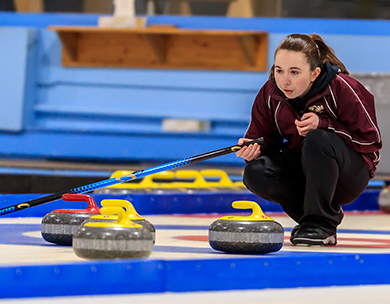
left=0, top=138, right=264, bottom=216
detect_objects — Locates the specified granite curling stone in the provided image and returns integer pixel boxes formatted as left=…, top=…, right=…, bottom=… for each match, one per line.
left=72, top=201, right=154, bottom=260
left=209, top=201, right=284, bottom=254
left=41, top=194, right=100, bottom=246
left=82, top=199, right=156, bottom=243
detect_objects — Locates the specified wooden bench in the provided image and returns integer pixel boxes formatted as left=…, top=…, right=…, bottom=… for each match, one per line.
left=50, top=25, right=268, bottom=71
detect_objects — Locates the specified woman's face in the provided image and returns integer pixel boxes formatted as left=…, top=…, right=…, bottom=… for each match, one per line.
left=274, top=49, right=321, bottom=99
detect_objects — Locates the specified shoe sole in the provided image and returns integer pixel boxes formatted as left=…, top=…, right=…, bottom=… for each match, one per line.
left=292, top=235, right=337, bottom=246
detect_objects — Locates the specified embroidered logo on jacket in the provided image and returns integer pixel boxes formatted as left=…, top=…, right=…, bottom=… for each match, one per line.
left=308, top=105, right=324, bottom=115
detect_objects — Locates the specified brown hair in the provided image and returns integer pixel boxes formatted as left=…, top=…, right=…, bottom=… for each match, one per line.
left=269, top=33, right=349, bottom=80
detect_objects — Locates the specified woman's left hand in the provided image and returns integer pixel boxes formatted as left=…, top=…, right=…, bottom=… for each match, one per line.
left=294, top=112, right=319, bottom=137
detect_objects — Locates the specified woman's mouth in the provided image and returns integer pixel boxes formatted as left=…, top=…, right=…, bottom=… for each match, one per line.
left=284, top=89, right=293, bottom=95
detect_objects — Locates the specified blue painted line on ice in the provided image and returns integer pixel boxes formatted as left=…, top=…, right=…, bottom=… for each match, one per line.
left=0, top=224, right=49, bottom=246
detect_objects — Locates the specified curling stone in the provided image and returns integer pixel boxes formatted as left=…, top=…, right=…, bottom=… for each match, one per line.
left=83, top=199, right=156, bottom=243
left=209, top=201, right=284, bottom=254
left=379, top=186, right=390, bottom=213
left=200, top=169, right=237, bottom=192
left=41, top=194, right=100, bottom=246
left=72, top=202, right=154, bottom=259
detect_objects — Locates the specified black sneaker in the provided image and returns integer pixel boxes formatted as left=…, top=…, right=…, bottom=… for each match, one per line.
left=291, top=225, right=337, bottom=246
left=289, top=225, right=301, bottom=244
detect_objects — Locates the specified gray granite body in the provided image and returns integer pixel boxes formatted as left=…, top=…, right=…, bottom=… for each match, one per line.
left=72, top=225, right=153, bottom=259
left=209, top=219, right=284, bottom=254
left=41, top=212, right=96, bottom=246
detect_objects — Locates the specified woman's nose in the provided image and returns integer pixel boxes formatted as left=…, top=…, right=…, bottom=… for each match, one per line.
left=283, top=75, right=291, bottom=86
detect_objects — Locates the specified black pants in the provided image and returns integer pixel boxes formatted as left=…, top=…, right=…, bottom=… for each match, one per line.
left=243, top=129, right=370, bottom=233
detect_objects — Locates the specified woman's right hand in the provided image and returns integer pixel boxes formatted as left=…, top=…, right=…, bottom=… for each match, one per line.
left=235, top=138, right=261, bottom=162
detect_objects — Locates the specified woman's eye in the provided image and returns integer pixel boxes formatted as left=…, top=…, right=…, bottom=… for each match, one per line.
left=276, top=69, right=282, bottom=74
left=291, top=71, right=299, bottom=75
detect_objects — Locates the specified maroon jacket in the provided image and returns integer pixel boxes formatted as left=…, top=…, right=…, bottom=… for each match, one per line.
left=244, top=73, right=382, bottom=177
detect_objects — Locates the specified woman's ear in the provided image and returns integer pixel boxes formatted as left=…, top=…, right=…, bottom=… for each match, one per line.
left=311, top=67, right=321, bottom=82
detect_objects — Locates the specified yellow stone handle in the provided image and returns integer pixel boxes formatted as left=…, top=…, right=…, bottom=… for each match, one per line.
left=231, top=200, right=273, bottom=221
left=200, top=169, right=234, bottom=187
left=100, top=206, right=125, bottom=222
left=174, top=170, right=208, bottom=188
left=143, top=171, right=176, bottom=188
left=85, top=205, right=142, bottom=228
left=107, top=170, right=176, bottom=189
left=110, top=170, right=134, bottom=178
left=100, top=199, right=144, bottom=220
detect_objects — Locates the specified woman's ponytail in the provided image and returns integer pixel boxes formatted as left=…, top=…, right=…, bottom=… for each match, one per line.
left=309, top=34, right=349, bottom=75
